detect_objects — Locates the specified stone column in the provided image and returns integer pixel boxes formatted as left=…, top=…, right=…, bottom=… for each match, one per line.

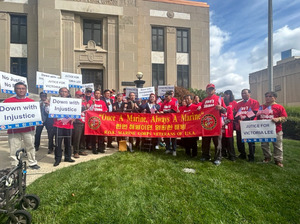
left=165, top=27, right=177, bottom=86
left=107, top=16, right=118, bottom=90
left=0, top=13, right=9, bottom=72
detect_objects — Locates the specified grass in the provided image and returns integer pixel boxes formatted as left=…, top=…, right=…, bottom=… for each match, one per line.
left=2, top=139, right=300, bottom=223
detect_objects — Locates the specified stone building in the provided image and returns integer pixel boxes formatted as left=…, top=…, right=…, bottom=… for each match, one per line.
left=0, top=0, right=209, bottom=97
left=249, top=53, right=300, bottom=106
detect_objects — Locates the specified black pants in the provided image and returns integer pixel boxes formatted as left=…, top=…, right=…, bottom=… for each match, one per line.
left=236, top=131, right=255, bottom=160
left=55, top=128, right=72, bottom=163
left=221, top=137, right=236, bottom=160
left=183, top=137, right=198, bottom=157
left=165, top=138, right=177, bottom=151
left=201, top=136, right=222, bottom=161
left=72, top=122, right=85, bottom=154
left=92, top=136, right=105, bottom=151
left=35, top=124, right=55, bottom=151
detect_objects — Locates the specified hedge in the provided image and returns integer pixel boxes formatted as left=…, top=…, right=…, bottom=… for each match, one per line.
left=283, top=106, right=300, bottom=140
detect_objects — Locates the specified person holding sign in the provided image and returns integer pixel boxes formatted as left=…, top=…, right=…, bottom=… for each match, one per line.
left=200, top=84, right=227, bottom=166
left=53, top=87, right=75, bottom=167
left=4, top=82, right=40, bottom=169
left=234, top=89, right=259, bottom=162
left=257, top=92, right=287, bottom=167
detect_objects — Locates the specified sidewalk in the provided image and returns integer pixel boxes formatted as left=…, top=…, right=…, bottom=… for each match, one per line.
left=0, top=138, right=118, bottom=185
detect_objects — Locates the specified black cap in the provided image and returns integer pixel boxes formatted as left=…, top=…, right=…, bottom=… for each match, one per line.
left=165, top=91, right=172, bottom=96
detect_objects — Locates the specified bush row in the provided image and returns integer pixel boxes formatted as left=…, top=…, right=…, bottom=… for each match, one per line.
left=283, top=106, right=300, bottom=140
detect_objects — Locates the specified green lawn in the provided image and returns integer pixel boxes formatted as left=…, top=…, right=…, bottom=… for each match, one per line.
left=5, top=139, right=300, bottom=223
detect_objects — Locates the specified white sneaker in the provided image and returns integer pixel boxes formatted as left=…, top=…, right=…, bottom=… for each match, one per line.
left=214, top=160, right=221, bottom=166
left=172, top=151, right=177, bottom=156
left=165, top=150, right=171, bottom=154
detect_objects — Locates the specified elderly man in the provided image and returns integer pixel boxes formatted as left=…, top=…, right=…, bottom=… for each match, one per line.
left=257, top=91, right=287, bottom=167
left=234, top=89, right=259, bottom=162
left=4, top=82, right=40, bottom=169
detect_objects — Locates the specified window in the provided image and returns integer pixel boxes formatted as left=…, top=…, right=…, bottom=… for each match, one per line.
left=152, top=27, right=164, bottom=51
left=152, top=64, right=165, bottom=87
left=177, top=65, right=189, bottom=89
left=83, top=20, right=102, bottom=46
left=177, top=29, right=189, bottom=53
left=10, top=58, right=27, bottom=77
left=11, top=15, right=27, bottom=44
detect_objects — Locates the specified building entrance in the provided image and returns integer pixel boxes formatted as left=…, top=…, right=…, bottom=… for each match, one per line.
left=81, top=69, right=103, bottom=90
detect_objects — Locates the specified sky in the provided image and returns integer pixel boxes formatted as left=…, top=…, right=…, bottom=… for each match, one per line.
left=198, top=0, right=300, bottom=97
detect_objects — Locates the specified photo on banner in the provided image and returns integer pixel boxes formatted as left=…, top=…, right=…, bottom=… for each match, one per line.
left=61, top=72, right=82, bottom=88
left=48, top=97, right=82, bottom=118
left=0, top=71, right=28, bottom=95
left=0, top=102, right=42, bottom=130
left=36, top=71, right=60, bottom=88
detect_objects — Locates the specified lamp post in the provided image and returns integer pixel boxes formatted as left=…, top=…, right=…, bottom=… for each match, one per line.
left=134, top=72, right=145, bottom=88
left=268, top=0, right=273, bottom=91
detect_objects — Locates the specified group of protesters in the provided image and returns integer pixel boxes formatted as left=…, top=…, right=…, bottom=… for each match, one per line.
left=3, top=81, right=287, bottom=169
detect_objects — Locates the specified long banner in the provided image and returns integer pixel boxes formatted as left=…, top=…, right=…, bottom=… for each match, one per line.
left=85, top=109, right=221, bottom=137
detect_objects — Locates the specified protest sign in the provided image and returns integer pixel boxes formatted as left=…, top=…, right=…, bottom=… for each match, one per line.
left=81, top=83, right=94, bottom=93
left=125, top=87, right=138, bottom=97
left=0, top=102, right=42, bottom=130
left=138, top=87, right=155, bottom=100
left=0, top=71, right=28, bottom=95
left=36, top=71, right=60, bottom=88
left=85, top=109, right=221, bottom=137
left=48, top=97, right=82, bottom=118
left=158, top=85, right=174, bottom=96
left=43, top=77, right=69, bottom=94
left=240, top=120, right=277, bottom=142
left=61, top=72, right=82, bottom=88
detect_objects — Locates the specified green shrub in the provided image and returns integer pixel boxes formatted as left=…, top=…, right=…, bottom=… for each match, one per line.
left=283, top=106, right=300, bottom=140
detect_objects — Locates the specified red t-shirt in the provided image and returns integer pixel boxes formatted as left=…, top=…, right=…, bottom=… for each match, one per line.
left=222, top=106, right=234, bottom=137
left=258, top=104, right=287, bottom=133
left=181, top=104, right=199, bottom=113
left=234, top=98, right=259, bottom=119
left=89, top=99, right=108, bottom=112
left=229, top=101, right=237, bottom=109
left=194, top=102, right=202, bottom=108
left=159, top=100, right=177, bottom=113
left=201, top=95, right=226, bottom=112
left=4, top=97, right=35, bottom=134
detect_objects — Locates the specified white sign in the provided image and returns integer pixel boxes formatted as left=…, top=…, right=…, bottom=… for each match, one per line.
left=125, top=87, right=138, bottom=97
left=61, top=72, right=82, bottom=88
left=138, top=87, right=155, bottom=100
left=81, top=83, right=94, bottom=93
left=0, top=102, right=42, bottom=130
left=240, top=120, right=277, bottom=143
left=36, top=71, right=60, bottom=88
left=49, top=97, right=82, bottom=118
left=0, top=71, right=28, bottom=95
left=158, top=85, right=174, bottom=96
left=43, top=77, right=69, bottom=94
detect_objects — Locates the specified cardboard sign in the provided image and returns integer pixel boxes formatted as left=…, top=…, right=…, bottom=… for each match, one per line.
left=36, top=71, right=60, bottom=88
left=158, top=85, right=174, bottom=96
left=0, top=71, right=28, bottom=95
left=43, top=77, right=69, bottom=94
left=48, top=97, right=82, bottom=118
left=125, top=87, right=138, bottom=97
left=138, top=87, right=155, bottom=100
left=240, top=120, right=277, bottom=142
left=0, top=102, right=42, bottom=130
left=61, top=72, right=82, bottom=88
left=81, top=83, right=95, bottom=93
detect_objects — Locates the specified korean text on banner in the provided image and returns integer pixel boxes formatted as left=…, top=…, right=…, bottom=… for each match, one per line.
left=43, top=77, right=69, bottom=94
left=48, top=97, right=82, bottom=118
left=85, top=109, right=221, bottom=138
left=138, top=87, right=155, bottom=100
left=0, top=102, right=42, bottom=130
left=240, top=120, right=277, bottom=143
left=158, top=85, right=174, bottom=96
left=61, top=72, right=82, bottom=88
left=36, top=71, right=60, bottom=88
left=0, top=71, right=28, bottom=95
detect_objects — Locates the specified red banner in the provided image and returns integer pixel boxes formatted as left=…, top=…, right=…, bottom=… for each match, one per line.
left=85, top=109, right=221, bottom=137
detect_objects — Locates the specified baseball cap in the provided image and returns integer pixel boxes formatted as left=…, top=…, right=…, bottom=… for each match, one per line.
left=85, top=87, right=93, bottom=92
left=206, top=83, right=215, bottom=89
left=165, top=91, right=173, bottom=96
left=75, top=90, right=83, bottom=95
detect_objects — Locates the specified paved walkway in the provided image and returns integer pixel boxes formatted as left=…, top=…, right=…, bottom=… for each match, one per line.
left=0, top=138, right=118, bottom=185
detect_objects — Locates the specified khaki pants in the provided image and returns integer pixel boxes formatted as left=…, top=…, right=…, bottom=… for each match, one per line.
left=261, top=131, right=283, bottom=163
left=8, top=131, right=37, bottom=166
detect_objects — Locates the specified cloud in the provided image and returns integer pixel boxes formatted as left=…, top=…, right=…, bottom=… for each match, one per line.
left=249, top=26, right=300, bottom=70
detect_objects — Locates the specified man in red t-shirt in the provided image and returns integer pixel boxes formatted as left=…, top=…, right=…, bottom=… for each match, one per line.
left=234, top=89, right=259, bottom=162
left=4, top=82, right=40, bottom=169
left=257, top=91, right=287, bottom=167
left=200, top=84, right=227, bottom=166
left=159, top=91, right=178, bottom=156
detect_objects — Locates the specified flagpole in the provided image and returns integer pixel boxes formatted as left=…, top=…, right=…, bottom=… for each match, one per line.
left=268, top=0, right=273, bottom=91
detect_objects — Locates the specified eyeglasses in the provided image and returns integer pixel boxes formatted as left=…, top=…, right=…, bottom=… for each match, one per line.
left=16, top=88, right=26, bottom=90
left=265, top=95, right=273, bottom=98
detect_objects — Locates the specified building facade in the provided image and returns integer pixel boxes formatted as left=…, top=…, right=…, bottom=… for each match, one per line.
left=249, top=56, right=300, bottom=106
